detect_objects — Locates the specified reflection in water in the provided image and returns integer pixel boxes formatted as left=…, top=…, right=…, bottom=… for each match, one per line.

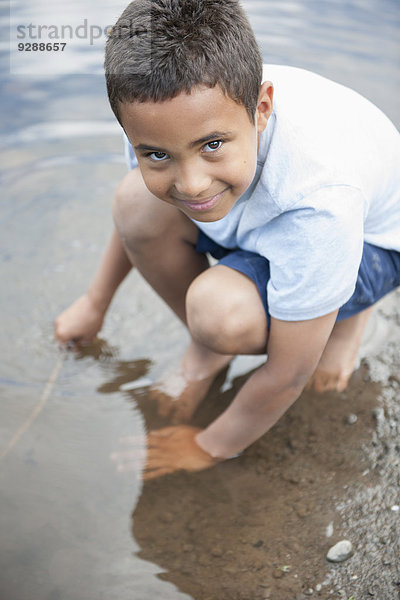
left=96, top=357, right=152, bottom=394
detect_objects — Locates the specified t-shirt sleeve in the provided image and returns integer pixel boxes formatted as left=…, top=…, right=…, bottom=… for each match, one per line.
left=123, top=133, right=138, bottom=170
left=257, top=186, right=366, bottom=320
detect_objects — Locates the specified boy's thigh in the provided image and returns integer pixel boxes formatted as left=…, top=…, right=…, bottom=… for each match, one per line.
left=113, top=168, right=199, bottom=246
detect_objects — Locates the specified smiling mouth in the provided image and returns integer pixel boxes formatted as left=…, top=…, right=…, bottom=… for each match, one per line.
left=176, top=188, right=228, bottom=212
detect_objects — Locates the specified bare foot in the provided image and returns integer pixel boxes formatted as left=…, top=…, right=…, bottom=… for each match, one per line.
left=151, top=341, right=233, bottom=423
left=306, top=307, right=373, bottom=393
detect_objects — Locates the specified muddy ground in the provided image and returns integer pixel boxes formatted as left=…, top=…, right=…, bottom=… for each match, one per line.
left=129, top=293, right=400, bottom=600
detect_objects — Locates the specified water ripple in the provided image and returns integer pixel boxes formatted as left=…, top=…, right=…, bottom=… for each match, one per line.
left=1, top=120, right=121, bottom=148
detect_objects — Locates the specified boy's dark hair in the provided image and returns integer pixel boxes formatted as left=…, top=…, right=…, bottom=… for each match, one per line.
left=105, top=0, right=263, bottom=124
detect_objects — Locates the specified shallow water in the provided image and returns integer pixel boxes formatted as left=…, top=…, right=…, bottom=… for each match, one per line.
left=1, top=1, right=400, bottom=599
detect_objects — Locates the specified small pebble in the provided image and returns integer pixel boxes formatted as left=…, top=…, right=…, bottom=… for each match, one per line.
left=372, top=407, right=385, bottom=421
left=346, top=413, right=358, bottom=425
left=326, top=522, right=334, bottom=538
left=391, top=505, right=400, bottom=512
left=326, top=540, right=353, bottom=563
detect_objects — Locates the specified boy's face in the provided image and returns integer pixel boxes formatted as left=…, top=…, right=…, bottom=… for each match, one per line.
left=120, top=82, right=273, bottom=222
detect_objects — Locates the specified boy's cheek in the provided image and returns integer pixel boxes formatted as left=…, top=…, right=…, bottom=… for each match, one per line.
left=233, top=161, right=258, bottom=194
left=137, top=168, right=165, bottom=199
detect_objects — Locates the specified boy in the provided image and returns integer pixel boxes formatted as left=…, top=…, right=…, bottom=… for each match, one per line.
left=55, top=0, right=400, bottom=479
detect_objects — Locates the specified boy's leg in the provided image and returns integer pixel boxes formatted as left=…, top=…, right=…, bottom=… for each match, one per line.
left=306, top=306, right=373, bottom=393
left=114, top=169, right=264, bottom=419
left=115, top=171, right=387, bottom=410
left=308, top=242, right=400, bottom=393
left=113, top=168, right=207, bottom=324
left=160, top=264, right=269, bottom=421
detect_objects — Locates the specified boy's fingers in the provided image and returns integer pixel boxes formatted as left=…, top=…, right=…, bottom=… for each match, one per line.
left=142, top=466, right=176, bottom=480
left=146, top=435, right=172, bottom=449
left=57, top=338, right=77, bottom=350
left=145, top=453, right=173, bottom=468
left=57, top=337, right=93, bottom=353
left=67, top=339, right=84, bottom=351
left=148, top=426, right=180, bottom=438
left=113, top=456, right=172, bottom=476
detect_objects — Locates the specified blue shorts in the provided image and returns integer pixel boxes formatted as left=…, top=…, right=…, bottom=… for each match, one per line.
left=196, top=231, right=400, bottom=325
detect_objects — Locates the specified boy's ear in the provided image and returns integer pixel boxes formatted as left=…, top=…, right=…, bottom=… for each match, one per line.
left=256, top=81, right=274, bottom=133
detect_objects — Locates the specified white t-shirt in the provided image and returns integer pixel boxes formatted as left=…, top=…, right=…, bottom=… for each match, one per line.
left=125, top=65, right=400, bottom=321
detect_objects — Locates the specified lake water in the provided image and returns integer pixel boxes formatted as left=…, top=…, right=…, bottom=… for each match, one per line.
left=1, top=1, right=399, bottom=599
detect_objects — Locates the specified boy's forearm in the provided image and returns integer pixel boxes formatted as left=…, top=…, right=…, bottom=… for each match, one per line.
left=196, top=363, right=305, bottom=459
left=87, top=227, right=133, bottom=312
left=197, top=313, right=337, bottom=460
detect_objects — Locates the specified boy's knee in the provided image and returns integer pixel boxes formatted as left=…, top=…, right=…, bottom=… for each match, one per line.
left=113, top=170, right=146, bottom=237
left=186, top=267, right=267, bottom=354
left=112, top=169, right=166, bottom=251
left=112, top=170, right=138, bottom=223
left=186, top=282, right=235, bottom=353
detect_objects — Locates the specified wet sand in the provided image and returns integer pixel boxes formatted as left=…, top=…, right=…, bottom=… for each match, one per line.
left=129, top=292, right=400, bottom=599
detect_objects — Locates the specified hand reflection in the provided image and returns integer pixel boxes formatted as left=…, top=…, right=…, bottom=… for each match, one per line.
left=111, top=425, right=220, bottom=480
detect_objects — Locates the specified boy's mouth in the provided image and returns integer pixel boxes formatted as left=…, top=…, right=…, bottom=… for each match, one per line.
left=176, top=188, right=228, bottom=212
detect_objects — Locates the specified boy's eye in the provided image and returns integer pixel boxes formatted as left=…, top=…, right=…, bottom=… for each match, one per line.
left=148, top=151, right=169, bottom=161
left=203, top=140, right=223, bottom=153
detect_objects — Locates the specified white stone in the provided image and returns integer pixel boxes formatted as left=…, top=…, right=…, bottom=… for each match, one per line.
left=326, top=521, right=334, bottom=538
left=346, top=413, right=358, bottom=425
left=326, top=540, right=353, bottom=563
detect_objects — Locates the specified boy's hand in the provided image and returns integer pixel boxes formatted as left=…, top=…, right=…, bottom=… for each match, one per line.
left=54, top=293, right=105, bottom=347
left=111, top=425, right=221, bottom=480
left=144, top=426, right=221, bottom=479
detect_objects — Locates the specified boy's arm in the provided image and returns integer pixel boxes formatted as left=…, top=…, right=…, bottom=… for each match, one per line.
left=196, top=311, right=338, bottom=458
left=138, top=311, right=338, bottom=478
left=55, top=227, right=133, bottom=345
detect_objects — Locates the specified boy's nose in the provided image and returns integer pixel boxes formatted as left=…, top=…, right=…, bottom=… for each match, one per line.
left=174, top=164, right=212, bottom=198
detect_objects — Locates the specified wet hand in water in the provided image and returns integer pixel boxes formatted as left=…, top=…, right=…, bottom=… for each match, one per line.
left=54, top=293, right=105, bottom=347
left=111, top=425, right=220, bottom=480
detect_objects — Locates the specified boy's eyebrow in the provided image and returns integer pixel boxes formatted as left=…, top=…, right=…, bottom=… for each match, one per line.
left=189, top=131, right=233, bottom=148
left=134, top=131, right=233, bottom=153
